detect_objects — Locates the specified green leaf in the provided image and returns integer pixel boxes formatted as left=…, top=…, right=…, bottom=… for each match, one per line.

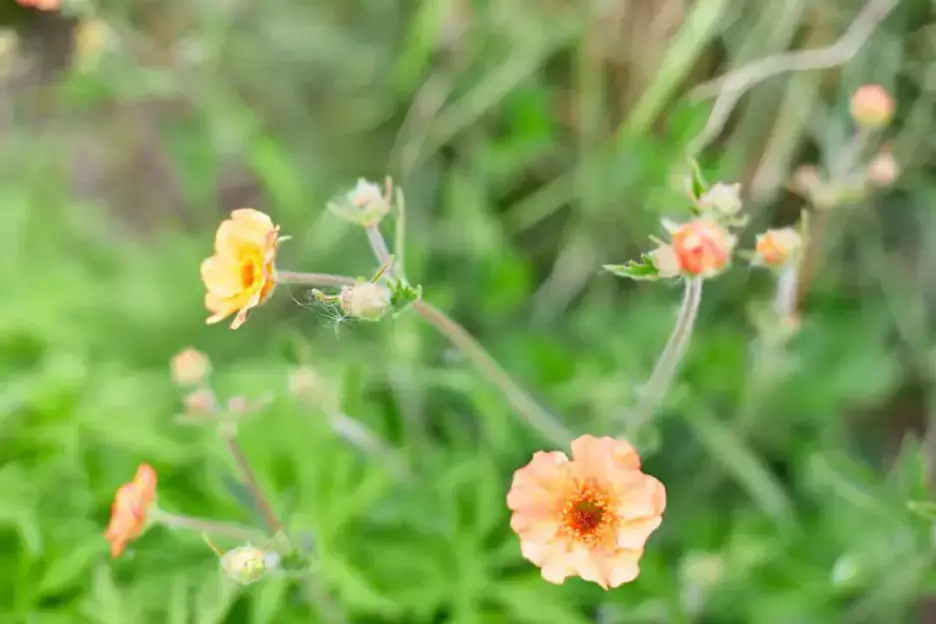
left=390, top=280, right=422, bottom=315
left=689, top=158, right=709, bottom=201
left=603, top=254, right=660, bottom=281
left=907, top=501, right=936, bottom=521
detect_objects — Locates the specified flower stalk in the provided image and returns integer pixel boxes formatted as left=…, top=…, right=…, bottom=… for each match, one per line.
left=151, top=509, right=263, bottom=542
left=629, top=277, right=704, bottom=430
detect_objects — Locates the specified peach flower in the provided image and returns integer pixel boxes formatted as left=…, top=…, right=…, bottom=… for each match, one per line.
left=105, top=464, right=158, bottom=558
left=201, top=209, right=283, bottom=330
left=668, top=218, right=735, bottom=278
left=507, top=435, right=666, bottom=589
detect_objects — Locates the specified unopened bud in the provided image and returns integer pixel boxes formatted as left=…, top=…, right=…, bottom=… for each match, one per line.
left=849, top=84, right=894, bottom=129
left=647, top=243, right=681, bottom=278
left=288, top=366, right=323, bottom=403
left=697, top=182, right=742, bottom=217
left=791, top=165, right=822, bottom=199
left=339, top=282, right=391, bottom=321
left=171, top=348, right=211, bottom=386
left=184, top=388, right=217, bottom=415
left=754, top=227, right=801, bottom=268
left=867, top=151, right=899, bottom=187
left=667, top=218, right=736, bottom=278
left=220, top=546, right=280, bottom=585
left=347, top=178, right=391, bottom=225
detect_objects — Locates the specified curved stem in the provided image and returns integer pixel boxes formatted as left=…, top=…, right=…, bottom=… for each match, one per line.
left=411, top=299, right=572, bottom=446
left=278, top=269, right=573, bottom=446
left=152, top=509, right=263, bottom=542
left=630, top=277, right=704, bottom=429
left=276, top=270, right=355, bottom=288
left=220, top=430, right=284, bottom=537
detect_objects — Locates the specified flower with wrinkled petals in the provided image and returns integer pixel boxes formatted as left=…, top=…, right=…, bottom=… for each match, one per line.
left=105, top=464, right=158, bottom=558
left=647, top=243, right=681, bottom=279
left=507, top=434, right=666, bottom=589
left=201, top=209, right=284, bottom=330
left=754, top=227, right=801, bottom=268
left=667, top=218, right=736, bottom=278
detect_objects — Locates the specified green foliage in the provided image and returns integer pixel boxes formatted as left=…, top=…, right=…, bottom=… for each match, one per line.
left=603, top=256, right=661, bottom=281
left=2, top=0, right=936, bottom=622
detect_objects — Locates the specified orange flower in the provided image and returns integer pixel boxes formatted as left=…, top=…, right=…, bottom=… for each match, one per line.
left=16, top=0, right=59, bottom=11
left=507, top=435, right=666, bottom=589
left=668, top=218, right=735, bottom=278
left=754, top=227, right=801, bottom=267
left=105, top=464, right=158, bottom=558
left=201, top=209, right=282, bottom=330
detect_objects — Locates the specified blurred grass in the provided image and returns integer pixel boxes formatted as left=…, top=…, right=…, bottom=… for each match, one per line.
left=2, top=0, right=936, bottom=622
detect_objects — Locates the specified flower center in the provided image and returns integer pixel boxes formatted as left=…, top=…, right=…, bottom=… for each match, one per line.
left=560, top=482, right=615, bottom=547
left=240, top=261, right=257, bottom=289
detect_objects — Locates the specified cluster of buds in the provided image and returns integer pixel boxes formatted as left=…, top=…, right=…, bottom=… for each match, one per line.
left=791, top=85, right=899, bottom=210
left=604, top=169, right=743, bottom=282
left=328, top=177, right=396, bottom=227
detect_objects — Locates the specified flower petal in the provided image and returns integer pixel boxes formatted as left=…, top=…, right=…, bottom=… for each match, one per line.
left=201, top=256, right=242, bottom=297
left=612, top=472, right=666, bottom=522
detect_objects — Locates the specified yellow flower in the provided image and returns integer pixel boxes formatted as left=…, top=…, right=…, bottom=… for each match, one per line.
left=507, top=435, right=666, bottom=589
left=201, top=209, right=282, bottom=330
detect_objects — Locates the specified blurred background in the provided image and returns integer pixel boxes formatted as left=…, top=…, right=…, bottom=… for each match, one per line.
left=2, top=0, right=936, bottom=622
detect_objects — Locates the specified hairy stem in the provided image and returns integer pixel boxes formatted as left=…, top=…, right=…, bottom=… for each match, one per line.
left=278, top=268, right=573, bottom=445
left=220, top=430, right=284, bottom=537
left=152, top=509, right=263, bottom=542
left=276, top=270, right=355, bottom=288
left=411, top=299, right=572, bottom=445
left=630, top=277, right=704, bottom=429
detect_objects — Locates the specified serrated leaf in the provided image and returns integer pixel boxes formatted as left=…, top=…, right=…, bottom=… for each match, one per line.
left=689, top=158, right=709, bottom=201
left=390, top=280, right=422, bottom=315
left=603, top=255, right=660, bottom=281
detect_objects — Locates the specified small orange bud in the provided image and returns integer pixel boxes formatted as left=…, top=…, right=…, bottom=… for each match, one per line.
left=184, top=388, right=218, bottom=415
left=668, top=219, right=736, bottom=278
left=105, top=465, right=158, bottom=557
left=754, top=228, right=802, bottom=268
left=849, top=85, right=894, bottom=129
left=170, top=347, right=211, bottom=386
left=867, top=151, right=899, bottom=187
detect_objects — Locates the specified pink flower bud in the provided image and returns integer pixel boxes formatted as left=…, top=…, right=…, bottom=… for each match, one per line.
left=867, top=151, right=899, bottom=187
left=849, top=85, right=894, bottom=129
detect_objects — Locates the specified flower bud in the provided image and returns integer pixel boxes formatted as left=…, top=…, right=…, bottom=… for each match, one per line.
left=288, top=366, right=324, bottom=403
left=754, top=227, right=802, bottom=268
left=339, top=282, right=391, bottom=321
left=171, top=348, right=211, bottom=386
left=667, top=218, right=736, bottom=278
left=220, top=546, right=280, bottom=585
left=867, top=151, right=899, bottom=187
left=348, top=178, right=391, bottom=224
left=184, top=388, right=217, bottom=415
left=647, top=243, right=681, bottom=278
left=696, top=182, right=742, bottom=217
left=849, top=84, right=894, bottom=129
